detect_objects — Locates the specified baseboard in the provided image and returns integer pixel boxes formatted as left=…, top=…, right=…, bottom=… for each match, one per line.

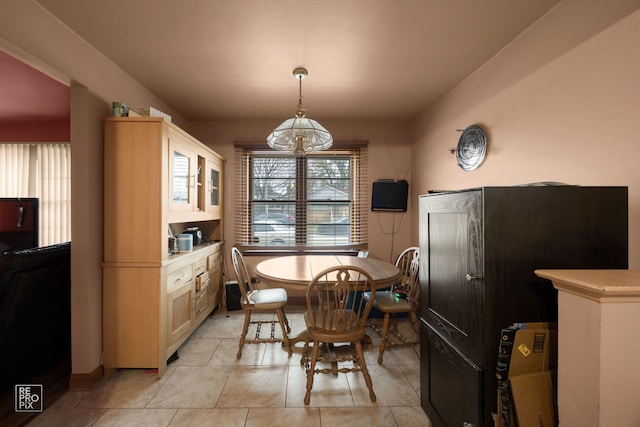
left=68, top=366, right=103, bottom=390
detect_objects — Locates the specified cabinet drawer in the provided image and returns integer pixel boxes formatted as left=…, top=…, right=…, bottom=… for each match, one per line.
left=421, top=319, right=482, bottom=427
left=167, top=265, right=193, bottom=293
left=195, top=271, right=210, bottom=292
left=195, top=286, right=209, bottom=314
left=194, top=257, right=207, bottom=277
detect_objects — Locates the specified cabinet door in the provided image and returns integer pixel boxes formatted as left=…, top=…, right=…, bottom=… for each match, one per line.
left=169, top=136, right=198, bottom=212
left=207, top=248, right=222, bottom=310
left=167, top=263, right=195, bottom=345
left=167, top=281, right=195, bottom=345
left=201, top=156, right=222, bottom=216
left=195, top=272, right=210, bottom=322
left=420, top=320, right=482, bottom=427
left=419, top=190, right=483, bottom=362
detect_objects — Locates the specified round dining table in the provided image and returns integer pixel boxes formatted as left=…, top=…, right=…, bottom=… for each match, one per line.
left=255, top=254, right=401, bottom=347
left=255, top=254, right=401, bottom=291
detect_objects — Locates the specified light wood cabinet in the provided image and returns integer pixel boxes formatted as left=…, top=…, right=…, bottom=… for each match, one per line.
left=103, top=117, right=224, bottom=377
left=167, top=280, right=194, bottom=345
left=166, top=261, right=195, bottom=346
left=206, top=245, right=222, bottom=309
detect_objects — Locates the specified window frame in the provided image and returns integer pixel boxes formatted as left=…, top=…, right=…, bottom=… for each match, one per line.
left=234, top=143, right=368, bottom=253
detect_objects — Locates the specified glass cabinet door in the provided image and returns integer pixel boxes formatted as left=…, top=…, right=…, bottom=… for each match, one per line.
left=169, top=139, right=197, bottom=212
left=172, top=151, right=189, bottom=203
left=202, top=156, right=222, bottom=217
left=209, top=165, right=220, bottom=207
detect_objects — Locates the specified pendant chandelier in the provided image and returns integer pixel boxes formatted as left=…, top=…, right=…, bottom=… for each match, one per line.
left=267, top=67, right=333, bottom=155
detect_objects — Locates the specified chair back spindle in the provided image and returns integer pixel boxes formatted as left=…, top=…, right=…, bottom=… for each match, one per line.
left=303, top=265, right=377, bottom=404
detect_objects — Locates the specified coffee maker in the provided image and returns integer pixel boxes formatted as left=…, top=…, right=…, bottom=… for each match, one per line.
left=184, top=227, right=202, bottom=245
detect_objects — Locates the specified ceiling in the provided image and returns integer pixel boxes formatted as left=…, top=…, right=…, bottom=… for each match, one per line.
left=0, top=49, right=69, bottom=122
left=3, top=0, right=561, bottom=123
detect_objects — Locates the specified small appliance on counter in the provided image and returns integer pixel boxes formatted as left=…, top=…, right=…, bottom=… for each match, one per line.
left=177, top=233, right=193, bottom=252
left=184, top=227, right=202, bottom=245
left=168, top=236, right=178, bottom=254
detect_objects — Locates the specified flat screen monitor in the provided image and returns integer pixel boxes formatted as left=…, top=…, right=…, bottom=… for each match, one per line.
left=371, top=180, right=408, bottom=212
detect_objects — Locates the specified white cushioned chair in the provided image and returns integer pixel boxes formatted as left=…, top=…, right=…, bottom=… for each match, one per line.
left=230, top=247, right=291, bottom=358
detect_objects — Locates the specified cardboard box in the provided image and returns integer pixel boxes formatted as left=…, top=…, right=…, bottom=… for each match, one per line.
left=128, top=106, right=172, bottom=122
left=496, top=322, right=557, bottom=382
left=497, top=323, right=558, bottom=427
left=509, top=371, right=557, bottom=427
left=497, top=372, right=557, bottom=427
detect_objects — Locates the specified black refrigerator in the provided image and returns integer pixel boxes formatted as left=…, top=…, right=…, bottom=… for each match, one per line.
left=0, top=198, right=39, bottom=252
left=418, top=186, right=628, bottom=427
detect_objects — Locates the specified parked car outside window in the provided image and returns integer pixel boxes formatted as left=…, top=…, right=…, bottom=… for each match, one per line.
left=254, top=213, right=296, bottom=225
left=252, top=221, right=295, bottom=245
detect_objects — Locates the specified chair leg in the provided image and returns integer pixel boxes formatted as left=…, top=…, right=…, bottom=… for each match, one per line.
left=354, top=340, right=376, bottom=402
left=409, top=311, right=419, bottom=334
left=378, top=312, right=391, bottom=364
left=281, top=306, right=291, bottom=333
left=276, top=308, right=291, bottom=355
left=304, top=342, right=321, bottom=405
left=301, top=338, right=310, bottom=367
left=237, top=309, right=252, bottom=359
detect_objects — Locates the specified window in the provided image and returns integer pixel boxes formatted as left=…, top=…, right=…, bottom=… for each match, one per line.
left=235, top=144, right=368, bottom=250
left=0, top=144, right=71, bottom=246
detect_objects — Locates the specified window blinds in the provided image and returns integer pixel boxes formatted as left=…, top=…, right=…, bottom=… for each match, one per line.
left=234, top=142, right=368, bottom=251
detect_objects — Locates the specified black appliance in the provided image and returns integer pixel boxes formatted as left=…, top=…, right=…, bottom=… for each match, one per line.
left=184, top=227, right=202, bottom=245
left=0, top=198, right=39, bottom=252
left=418, top=186, right=628, bottom=427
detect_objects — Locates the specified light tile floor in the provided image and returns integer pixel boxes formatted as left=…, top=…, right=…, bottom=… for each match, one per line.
left=27, top=305, right=430, bottom=427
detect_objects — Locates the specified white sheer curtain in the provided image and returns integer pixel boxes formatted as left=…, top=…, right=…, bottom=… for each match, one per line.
left=0, top=144, right=31, bottom=196
left=0, top=143, right=71, bottom=246
left=36, top=144, right=71, bottom=245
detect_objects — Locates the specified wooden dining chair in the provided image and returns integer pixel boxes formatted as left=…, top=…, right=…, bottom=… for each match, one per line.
left=230, top=247, right=291, bottom=359
left=363, top=246, right=420, bottom=363
left=301, top=265, right=377, bottom=405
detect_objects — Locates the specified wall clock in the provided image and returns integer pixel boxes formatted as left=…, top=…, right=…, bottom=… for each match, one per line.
left=456, top=124, right=487, bottom=171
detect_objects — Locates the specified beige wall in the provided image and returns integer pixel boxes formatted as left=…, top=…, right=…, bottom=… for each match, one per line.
left=0, top=0, right=188, bottom=382
left=412, top=0, right=640, bottom=268
left=189, top=120, right=414, bottom=266
left=2, top=0, right=640, bottom=385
